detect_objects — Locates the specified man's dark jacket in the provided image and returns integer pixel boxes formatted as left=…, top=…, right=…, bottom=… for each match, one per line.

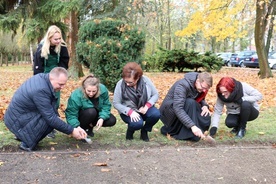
left=4, top=73, right=73, bottom=149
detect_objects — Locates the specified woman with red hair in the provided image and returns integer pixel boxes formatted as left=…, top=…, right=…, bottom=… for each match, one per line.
left=209, top=77, right=262, bottom=138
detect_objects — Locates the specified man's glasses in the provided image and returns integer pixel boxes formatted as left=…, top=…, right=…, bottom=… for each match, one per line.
left=199, top=82, right=209, bottom=90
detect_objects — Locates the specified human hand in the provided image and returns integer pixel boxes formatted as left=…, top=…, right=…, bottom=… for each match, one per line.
left=130, top=111, right=141, bottom=122
left=191, top=125, right=204, bottom=138
left=201, top=106, right=211, bottom=116
left=138, top=106, right=149, bottom=114
left=71, top=127, right=87, bottom=140
left=95, top=119, right=104, bottom=131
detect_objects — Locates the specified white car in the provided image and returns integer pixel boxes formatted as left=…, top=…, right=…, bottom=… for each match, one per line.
left=268, top=53, right=276, bottom=69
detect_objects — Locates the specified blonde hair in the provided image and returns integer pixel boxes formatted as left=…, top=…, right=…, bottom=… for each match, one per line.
left=41, top=25, right=67, bottom=59
left=81, top=74, right=101, bottom=98
left=198, top=72, right=213, bottom=87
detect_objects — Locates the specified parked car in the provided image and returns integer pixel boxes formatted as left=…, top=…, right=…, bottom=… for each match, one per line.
left=217, top=52, right=237, bottom=66
left=229, top=50, right=256, bottom=67
left=243, top=52, right=276, bottom=69
left=244, top=54, right=259, bottom=68
left=268, top=53, right=276, bottom=69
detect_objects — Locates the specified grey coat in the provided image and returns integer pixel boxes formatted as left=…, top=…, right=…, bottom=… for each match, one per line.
left=113, top=76, right=159, bottom=115
left=4, top=73, right=74, bottom=149
left=211, top=82, right=263, bottom=128
left=160, top=72, right=208, bottom=129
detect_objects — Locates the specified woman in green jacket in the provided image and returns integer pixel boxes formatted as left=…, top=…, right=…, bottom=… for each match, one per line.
left=65, top=74, right=116, bottom=138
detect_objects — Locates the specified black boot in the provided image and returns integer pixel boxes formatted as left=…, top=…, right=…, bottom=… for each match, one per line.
left=126, top=128, right=134, bottom=140
left=140, top=128, right=149, bottom=142
left=236, top=128, right=246, bottom=138
left=230, top=127, right=238, bottom=134
left=87, top=128, right=94, bottom=137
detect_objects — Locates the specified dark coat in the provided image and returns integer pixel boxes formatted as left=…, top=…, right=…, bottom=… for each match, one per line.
left=159, top=72, right=208, bottom=129
left=4, top=73, right=73, bottom=149
left=33, top=44, right=69, bottom=75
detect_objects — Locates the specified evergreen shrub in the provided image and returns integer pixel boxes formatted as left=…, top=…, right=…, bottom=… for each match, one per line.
left=77, top=19, right=146, bottom=91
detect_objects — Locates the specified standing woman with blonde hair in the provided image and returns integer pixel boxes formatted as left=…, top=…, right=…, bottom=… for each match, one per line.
left=33, top=25, right=69, bottom=74
left=33, top=25, right=70, bottom=138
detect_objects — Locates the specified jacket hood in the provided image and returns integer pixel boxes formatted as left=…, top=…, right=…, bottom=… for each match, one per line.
left=184, top=72, right=198, bottom=88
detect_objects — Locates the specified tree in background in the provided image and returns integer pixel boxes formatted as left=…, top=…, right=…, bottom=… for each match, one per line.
left=77, top=19, right=145, bottom=91
left=255, top=0, right=276, bottom=78
left=0, top=0, right=85, bottom=77
left=175, top=0, right=255, bottom=53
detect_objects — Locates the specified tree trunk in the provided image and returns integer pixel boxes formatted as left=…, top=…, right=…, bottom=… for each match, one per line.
left=265, top=1, right=276, bottom=55
left=0, top=53, right=2, bottom=66
left=255, top=0, right=273, bottom=78
left=166, top=0, right=171, bottom=50
left=67, top=10, right=84, bottom=79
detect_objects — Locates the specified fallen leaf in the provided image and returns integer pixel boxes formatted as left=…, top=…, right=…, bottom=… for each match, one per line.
left=93, top=162, right=107, bottom=166
left=258, top=132, right=265, bottom=135
left=49, top=142, right=58, bottom=145
left=72, top=154, right=80, bottom=157
left=101, top=168, right=111, bottom=172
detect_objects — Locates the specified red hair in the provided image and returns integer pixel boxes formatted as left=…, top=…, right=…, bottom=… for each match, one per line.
left=122, top=62, right=143, bottom=80
left=216, top=77, right=235, bottom=93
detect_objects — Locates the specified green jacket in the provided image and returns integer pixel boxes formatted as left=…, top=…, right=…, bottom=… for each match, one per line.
left=65, top=84, right=112, bottom=127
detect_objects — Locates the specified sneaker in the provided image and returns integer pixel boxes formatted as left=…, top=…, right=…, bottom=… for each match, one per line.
left=230, top=127, right=238, bottom=134
left=46, top=130, right=56, bottom=138
left=19, top=142, right=32, bottom=152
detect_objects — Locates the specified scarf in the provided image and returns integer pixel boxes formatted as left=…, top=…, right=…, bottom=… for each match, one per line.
left=121, top=77, right=148, bottom=110
left=195, top=90, right=208, bottom=103
left=218, top=78, right=243, bottom=104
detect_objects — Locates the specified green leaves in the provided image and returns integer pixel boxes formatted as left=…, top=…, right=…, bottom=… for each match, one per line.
left=77, top=19, right=146, bottom=91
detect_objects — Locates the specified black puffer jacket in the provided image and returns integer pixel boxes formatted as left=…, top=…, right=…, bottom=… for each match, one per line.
left=4, top=73, right=73, bottom=149
left=159, top=72, right=208, bottom=128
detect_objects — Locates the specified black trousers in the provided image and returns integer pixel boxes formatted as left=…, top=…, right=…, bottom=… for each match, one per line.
left=78, top=108, right=116, bottom=130
left=225, top=101, right=259, bottom=129
left=161, top=98, right=211, bottom=141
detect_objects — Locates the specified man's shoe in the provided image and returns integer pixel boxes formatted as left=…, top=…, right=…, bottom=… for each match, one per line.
left=230, top=127, right=238, bottom=134
left=140, top=128, right=149, bottom=142
left=47, top=130, right=56, bottom=138
left=14, top=136, right=21, bottom=141
left=236, top=129, right=246, bottom=138
left=19, top=142, right=32, bottom=152
left=126, top=128, right=134, bottom=140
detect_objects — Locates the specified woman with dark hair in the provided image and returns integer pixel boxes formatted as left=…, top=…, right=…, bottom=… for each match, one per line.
left=113, top=62, right=160, bottom=141
left=209, top=77, right=262, bottom=138
left=65, top=74, right=116, bottom=140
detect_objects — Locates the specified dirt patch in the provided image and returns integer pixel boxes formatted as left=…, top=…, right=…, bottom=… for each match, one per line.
left=0, top=144, right=275, bottom=184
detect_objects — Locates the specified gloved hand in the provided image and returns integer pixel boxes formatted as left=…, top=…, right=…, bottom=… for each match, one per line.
left=130, top=111, right=141, bottom=122
left=209, top=127, right=217, bottom=137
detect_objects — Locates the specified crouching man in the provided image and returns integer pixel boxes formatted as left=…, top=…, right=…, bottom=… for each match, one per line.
left=4, top=67, right=87, bottom=151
